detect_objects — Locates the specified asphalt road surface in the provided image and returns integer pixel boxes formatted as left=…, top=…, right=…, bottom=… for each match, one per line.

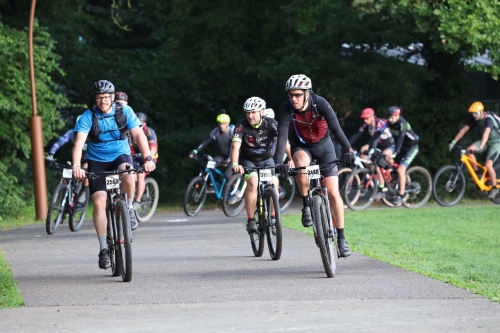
left=1, top=206, right=499, bottom=332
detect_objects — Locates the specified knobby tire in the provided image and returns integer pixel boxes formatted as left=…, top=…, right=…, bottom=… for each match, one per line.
left=222, top=174, right=246, bottom=217
left=46, top=183, right=67, bottom=235
left=432, top=165, right=466, bottom=207
left=265, top=187, right=282, bottom=260
left=183, top=176, right=207, bottom=216
left=136, top=177, right=159, bottom=222
left=69, top=186, right=89, bottom=231
left=116, top=200, right=132, bottom=282
left=311, top=195, right=334, bottom=278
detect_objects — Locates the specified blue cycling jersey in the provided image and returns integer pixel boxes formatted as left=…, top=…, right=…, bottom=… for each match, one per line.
left=74, top=103, right=141, bottom=162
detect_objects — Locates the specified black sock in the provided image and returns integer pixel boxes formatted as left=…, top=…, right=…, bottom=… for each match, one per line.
left=248, top=218, right=255, bottom=222
left=302, top=195, right=310, bottom=207
left=337, top=228, right=345, bottom=240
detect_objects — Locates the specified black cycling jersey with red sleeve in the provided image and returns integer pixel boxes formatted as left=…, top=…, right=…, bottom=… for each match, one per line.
left=275, top=93, right=351, bottom=164
left=368, top=116, right=419, bottom=153
left=232, top=117, right=279, bottom=162
left=349, top=117, right=394, bottom=148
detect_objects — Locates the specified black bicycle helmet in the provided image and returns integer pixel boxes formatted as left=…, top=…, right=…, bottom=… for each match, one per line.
left=386, top=106, right=401, bottom=116
left=91, top=80, right=115, bottom=95
left=136, top=112, right=147, bottom=122
left=115, top=91, right=128, bottom=101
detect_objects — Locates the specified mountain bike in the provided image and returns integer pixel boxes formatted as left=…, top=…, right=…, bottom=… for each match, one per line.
left=244, top=165, right=283, bottom=260
left=343, top=149, right=432, bottom=210
left=86, top=166, right=143, bottom=282
left=131, top=154, right=159, bottom=222
left=338, top=150, right=370, bottom=203
left=46, top=161, right=89, bottom=234
left=289, top=159, right=345, bottom=278
left=184, top=154, right=245, bottom=217
left=432, top=146, right=500, bottom=206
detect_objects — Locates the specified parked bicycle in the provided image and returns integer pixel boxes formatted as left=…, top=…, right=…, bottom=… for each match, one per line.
left=288, top=159, right=345, bottom=278
left=46, top=160, right=89, bottom=234
left=131, top=154, right=159, bottom=222
left=184, top=154, right=244, bottom=217
left=86, top=166, right=143, bottom=282
left=343, top=149, right=432, bottom=210
left=432, top=146, right=500, bottom=206
left=244, top=165, right=283, bottom=260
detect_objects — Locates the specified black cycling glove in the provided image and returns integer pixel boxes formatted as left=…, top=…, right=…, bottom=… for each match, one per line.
left=275, top=164, right=289, bottom=175
left=340, top=152, right=354, bottom=165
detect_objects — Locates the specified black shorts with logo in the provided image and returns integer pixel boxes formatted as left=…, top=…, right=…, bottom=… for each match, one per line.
left=291, top=138, right=338, bottom=177
left=87, top=154, right=133, bottom=195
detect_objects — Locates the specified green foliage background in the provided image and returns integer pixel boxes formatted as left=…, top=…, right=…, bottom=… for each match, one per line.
left=1, top=0, right=499, bottom=217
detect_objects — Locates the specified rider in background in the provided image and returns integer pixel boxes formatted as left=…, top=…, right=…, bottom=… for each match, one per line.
left=189, top=111, right=235, bottom=181
left=349, top=107, right=395, bottom=199
left=368, top=106, right=419, bottom=206
left=46, top=115, right=89, bottom=203
left=231, top=97, right=284, bottom=233
left=274, top=74, right=354, bottom=257
left=449, top=101, right=500, bottom=198
left=129, top=112, right=158, bottom=210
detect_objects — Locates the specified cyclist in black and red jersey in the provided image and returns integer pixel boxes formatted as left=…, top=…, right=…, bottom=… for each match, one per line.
left=368, top=106, right=419, bottom=206
left=274, top=74, right=354, bottom=257
left=349, top=107, right=395, bottom=198
left=231, top=97, right=283, bottom=234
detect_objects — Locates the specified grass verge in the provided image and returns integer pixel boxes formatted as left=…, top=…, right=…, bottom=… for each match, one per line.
left=0, top=250, right=23, bottom=308
left=282, top=205, right=500, bottom=302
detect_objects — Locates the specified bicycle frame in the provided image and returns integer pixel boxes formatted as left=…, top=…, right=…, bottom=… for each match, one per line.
left=202, top=166, right=227, bottom=199
left=308, top=170, right=336, bottom=237
left=457, top=150, right=499, bottom=191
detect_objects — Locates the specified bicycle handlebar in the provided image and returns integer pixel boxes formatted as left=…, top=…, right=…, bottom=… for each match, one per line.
left=86, top=167, right=145, bottom=180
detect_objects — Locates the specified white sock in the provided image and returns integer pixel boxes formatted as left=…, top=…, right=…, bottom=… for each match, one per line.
left=98, top=235, right=107, bottom=251
left=128, top=199, right=133, bottom=210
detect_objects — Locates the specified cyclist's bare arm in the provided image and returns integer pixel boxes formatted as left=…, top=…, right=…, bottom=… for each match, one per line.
left=452, top=125, right=470, bottom=143
left=72, top=132, right=88, bottom=179
left=130, top=126, right=155, bottom=172
left=230, top=141, right=244, bottom=174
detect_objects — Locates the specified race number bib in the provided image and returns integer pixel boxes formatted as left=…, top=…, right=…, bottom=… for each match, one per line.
left=305, top=165, right=321, bottom=179
left=105, top=175, right=121, bottom=190
left=62, top=168, right=73, bottom=179
left=206, top=161, right=216, bottom=169
left=259, top=169, right=272, bottom=182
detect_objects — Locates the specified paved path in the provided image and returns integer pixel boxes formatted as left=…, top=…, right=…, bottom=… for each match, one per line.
left=1, top=206, right=499, bottom=332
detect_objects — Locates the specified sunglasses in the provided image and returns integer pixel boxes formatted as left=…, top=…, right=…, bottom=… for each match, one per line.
left=288, top=92, right=305, bottom=99
left=471, top=112, right=480, bottom=116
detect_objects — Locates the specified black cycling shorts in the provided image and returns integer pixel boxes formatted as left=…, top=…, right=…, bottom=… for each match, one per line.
left=240, top=157, right=276, bottom=180
left=291, top=139, right=338, bottom=177
left=87, top=154, right=133, bottom=195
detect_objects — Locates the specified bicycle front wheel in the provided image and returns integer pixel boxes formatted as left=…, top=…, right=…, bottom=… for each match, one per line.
left=403, top=166, right=432, bottom=208
left=222, top=174, right=246, bottom=217
left=107, top=207, right=121, bottom=277
left=265, top=187, right=282, bottom=260
left=69, top=185, right=89, bottom=231
left=183, top=176, right=207, bottom=216
left=278, top=174, right=295, bottom=213
left=116, top=200, right=132, bottom=282
left=343, top=168, right=376, bottom=211
left=432, top=165, right=465, bottom=207
left=136, top=177, right=160, bottom=222
left=311, top=195, right=335, bottom=278
left=250, top=208, right=265, bottom=257
left=46, top=183, right=67, bottom=235
left=338, top=167, right=353, bottom=202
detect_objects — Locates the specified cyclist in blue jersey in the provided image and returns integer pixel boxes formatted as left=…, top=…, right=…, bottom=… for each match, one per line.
left=72, top=80, right=156, bottom=270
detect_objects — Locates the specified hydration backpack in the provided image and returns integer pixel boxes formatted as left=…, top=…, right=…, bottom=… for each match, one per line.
left=88, top=102, right=128, bottom=143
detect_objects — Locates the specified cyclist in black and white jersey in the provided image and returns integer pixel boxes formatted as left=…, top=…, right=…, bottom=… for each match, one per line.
left=189, top=112, right=235, bottom=181
left=231, top=97, right=283, bottom=234
left=368, top=106, right=419, bottom=205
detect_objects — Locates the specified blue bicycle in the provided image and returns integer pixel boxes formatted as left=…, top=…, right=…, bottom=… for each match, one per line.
left=183, top=154, right=245, bottom=217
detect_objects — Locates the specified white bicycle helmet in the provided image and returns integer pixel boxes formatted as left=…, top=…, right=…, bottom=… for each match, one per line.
left=243, top=97, right=266, bottom=112
left=285, top=74, right=312, bottom=91
left=263, top=108, right=275, bottom=119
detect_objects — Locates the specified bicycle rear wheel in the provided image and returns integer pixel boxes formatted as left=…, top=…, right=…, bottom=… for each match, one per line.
left=250, top=209, right=265, bottom=257
left=432, top=165, right=465, bottom=207
left=403, top=166, right=432, bottom=208
left=343, top=168, right=376, bottom=211
left=116, top=200, right=132, bottom=282
left=69, top=185, right=89, bottom=231
left=265, top=187, right=282, bottom=260
left=136, top=177, right=160, bottom=222
left=46, top=183, right=67, bottom=235
left=222, top=174, right=246, bottom=217
left=183, top=176, right=207, bottom=216
left=311, top=195, right=335, bottom=278
left=106, top=207, right=121, bottom=277
left=338, top=167, right=352, bottom=202
left=277, top=174, right=295, bottom=213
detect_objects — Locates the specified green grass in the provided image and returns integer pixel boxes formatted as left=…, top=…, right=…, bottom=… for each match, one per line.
left=282, top=205, right=500, bottom=302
